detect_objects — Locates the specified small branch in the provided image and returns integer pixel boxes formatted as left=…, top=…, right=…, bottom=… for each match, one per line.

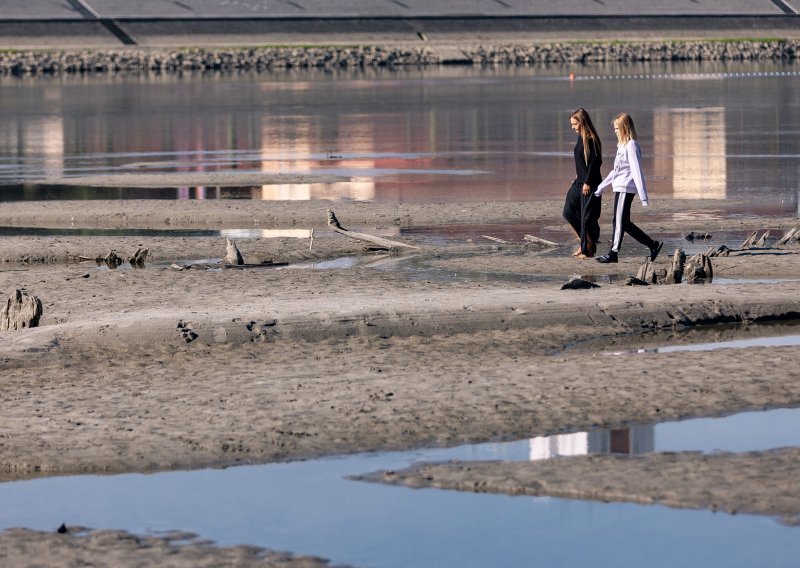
left=523, top=234, right=559, bottom=247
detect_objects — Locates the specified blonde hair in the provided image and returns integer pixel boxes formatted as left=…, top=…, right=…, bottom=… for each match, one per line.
left=570, top=108, right=602, bottom=165
left=614, top=113, right=638, bottom=144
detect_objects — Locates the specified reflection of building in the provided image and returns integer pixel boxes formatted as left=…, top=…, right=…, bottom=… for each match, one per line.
left=258, top=117, right=376, bottom=200
left=652, top=107, right=727, bottom=199
left=529, top=426, right=655, bottom=460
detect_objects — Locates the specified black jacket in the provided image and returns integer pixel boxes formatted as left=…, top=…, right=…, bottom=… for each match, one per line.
left=574, top=137, right=603, bottom=188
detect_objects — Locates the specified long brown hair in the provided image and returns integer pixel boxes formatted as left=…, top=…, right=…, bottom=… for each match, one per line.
left=570, top=108, right=602, bottom=165
left=613, top=112, right=638, bottom=144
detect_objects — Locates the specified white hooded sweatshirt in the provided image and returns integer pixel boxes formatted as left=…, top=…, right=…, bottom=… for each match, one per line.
left=595, top=139, right=649, bottom=207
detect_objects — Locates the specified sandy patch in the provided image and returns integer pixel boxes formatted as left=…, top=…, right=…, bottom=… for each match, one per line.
left=0, top=527, right=336, bottom=567
left=353, top=448, right=800, bottom=526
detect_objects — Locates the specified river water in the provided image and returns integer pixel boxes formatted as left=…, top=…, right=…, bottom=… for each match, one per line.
left=1, top=406, right=799, bottom=568
left=0, top=60, right=799, bottom=216
left=1, top=61, right=799, bottom=565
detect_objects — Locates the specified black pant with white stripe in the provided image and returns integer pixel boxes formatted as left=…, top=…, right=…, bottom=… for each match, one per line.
left=609, top=191, right=655, bottom=254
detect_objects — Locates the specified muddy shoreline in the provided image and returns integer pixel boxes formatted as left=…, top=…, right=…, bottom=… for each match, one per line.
left=1, top=198, right=799, bottom=565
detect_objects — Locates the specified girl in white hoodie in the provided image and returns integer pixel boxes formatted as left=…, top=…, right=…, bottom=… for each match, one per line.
left=594, top=113, right=662, bottom=264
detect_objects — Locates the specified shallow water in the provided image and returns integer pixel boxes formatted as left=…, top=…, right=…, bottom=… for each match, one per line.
left=1, top=61, right=799, bottom=216
left=0, top=407, right=798, bottom=567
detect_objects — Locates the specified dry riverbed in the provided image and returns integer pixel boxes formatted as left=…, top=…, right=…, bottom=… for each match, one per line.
left=0, top=198, right=799, bottom=565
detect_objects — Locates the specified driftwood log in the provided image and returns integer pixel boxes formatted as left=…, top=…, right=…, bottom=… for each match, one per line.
left=327, top=209, right=420, bottom=251
left=1, top=289, right=43, bottom=331
left=70, top=249, right=144, bottom=268
left=523, top=234, right=559, bottom=247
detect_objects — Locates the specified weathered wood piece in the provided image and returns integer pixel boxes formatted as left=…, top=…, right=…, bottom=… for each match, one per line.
left=685, top=253, right=714, bottom=283
left=560, top=276, right=599, bottom=290
left=662, top=248, right=685, bottom=284
left=96, top=250, right=123, bottom=268
left=740, top=230, right=759, bottom=249
left=708, top=244, right=732, bottom=257
left=128, top=247, right=148, bottom=268
left=754, top=230, right=770, bottom=247
left=482, top=235, right=508, bottom=244
left=635, top=258, right=658, bottom=284
left=1, top=289, right=43, bottom=331
left=685, top=231, right=711, bottom=241
left=327, top=209, right=420, bottom=250
left=776, top=227, right=798, bottom=246
left=225, top=238, right=244, bottom=265
left=523, top=234, right=559, bottom=247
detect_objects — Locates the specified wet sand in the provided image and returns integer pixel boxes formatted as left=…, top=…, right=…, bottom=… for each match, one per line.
left=1, top=197, right=799, bottom=564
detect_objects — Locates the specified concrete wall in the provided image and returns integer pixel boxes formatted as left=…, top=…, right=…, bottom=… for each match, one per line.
left=1, top=0, right=798, bottom=48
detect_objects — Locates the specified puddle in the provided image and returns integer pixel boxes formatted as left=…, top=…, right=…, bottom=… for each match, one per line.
left=711, top=277, right=800, bottom=285
left=0, top=408, right=798, bottom=567
left=607, top=335, right=800, bottom=355
left=287, top=256, right=362, bottom=270
left=0, top=226, right=221, bottom=238
left=645, top=334, right=800, bottom=353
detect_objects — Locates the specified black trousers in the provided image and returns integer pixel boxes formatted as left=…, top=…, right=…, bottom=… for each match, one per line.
left=563, top=180, right=601, bottom=255
left=609, top=191, right=655, bottom=253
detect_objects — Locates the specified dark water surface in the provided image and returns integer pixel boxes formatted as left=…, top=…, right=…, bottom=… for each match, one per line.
left=1, top=61, right=799, bottom=216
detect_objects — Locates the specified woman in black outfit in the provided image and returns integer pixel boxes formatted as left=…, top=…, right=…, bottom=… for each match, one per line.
left=563, top=108, right=603, bottom=258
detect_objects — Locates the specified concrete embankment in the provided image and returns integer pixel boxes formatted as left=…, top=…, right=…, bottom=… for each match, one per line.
left=1, top=40, right=799, bottom=74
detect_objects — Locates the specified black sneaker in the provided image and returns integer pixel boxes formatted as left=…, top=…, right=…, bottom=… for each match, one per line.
left=596, top=252, right=618, bottom=263
left=650, top=241, right=663, bottom=262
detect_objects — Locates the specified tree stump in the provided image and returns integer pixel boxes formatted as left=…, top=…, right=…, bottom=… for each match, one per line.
left=225, top=238, right=244, bottom=265
left=662, top=249, right=685, bottom=284
left=635, top=258, right=658, bottom=284
left=97, top=250, right=123, bottom=268
left=128, top=247, right=148, bottom=268
left=685, top=253, right=713, bottom=283
left=1, top=289, right=43, bottom=331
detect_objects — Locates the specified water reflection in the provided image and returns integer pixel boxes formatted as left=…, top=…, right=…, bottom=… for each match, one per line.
left=654, top=107, right=727, bottom=200
left=0, top=63, right=798, bottom=212
left=529, top=426, right=654, bottom=460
